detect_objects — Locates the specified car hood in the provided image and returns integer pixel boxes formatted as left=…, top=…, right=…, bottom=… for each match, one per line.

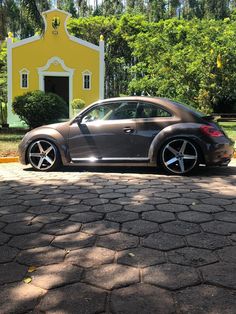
left=45, top=121, right=68, bottom=128
left=32, top=121, right=69, bottom=131
left=23, top=121, right=70, bottom=141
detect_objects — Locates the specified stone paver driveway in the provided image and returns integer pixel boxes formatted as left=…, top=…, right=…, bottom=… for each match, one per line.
left=0, top=163, right=236, bottom=313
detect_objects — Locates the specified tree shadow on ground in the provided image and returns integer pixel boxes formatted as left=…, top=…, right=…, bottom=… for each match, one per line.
left=0, top=163, right=235, bottom=313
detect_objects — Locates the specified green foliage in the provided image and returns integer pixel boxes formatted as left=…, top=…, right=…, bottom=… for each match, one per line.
left=0, top=0, right=236, bottom=42
left=71, top=98, right=86, bottom=116
left=69, top=14, right=236, bottom=113
left=0, top=41, right=7, bottom=105
left=68, top=14, right=149, bottom=97
left=0, top=42, right=9, bottom=126
left=12, top=90, right=68, bottom=129
left=219, top=122, right=236, bottom=141
left=2, top=2, right=236, bottom=115
left=58, top=0, right=77, bottom=17
left=128, top=18, right=236, bottom=113
left=0, top=102, right=7, bottom=125
left=71, top=98, right=86, bottom=110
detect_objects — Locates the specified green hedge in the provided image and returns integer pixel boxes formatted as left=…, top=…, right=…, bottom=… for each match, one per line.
left=12, top=90, right=68, bottom=129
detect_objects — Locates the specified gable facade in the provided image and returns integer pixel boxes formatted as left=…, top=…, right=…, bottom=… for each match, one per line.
left=7, top=8, right=104, bottom=126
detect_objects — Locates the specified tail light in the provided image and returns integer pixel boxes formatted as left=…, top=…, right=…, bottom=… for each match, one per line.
left=200, top=125, right=224, bottom=137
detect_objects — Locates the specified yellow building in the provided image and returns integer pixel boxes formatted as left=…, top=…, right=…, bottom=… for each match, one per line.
left=7, top=8, right=104, bottom=126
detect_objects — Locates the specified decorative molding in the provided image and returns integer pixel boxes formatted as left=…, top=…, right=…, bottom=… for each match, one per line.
left=82, top=70, right=92, bottom=90
left=38, top=56, right=74, bottom=73
left=19, top=68, right=30, bottom=89
left=38, top=56, right=74, bottom=117
left=6, top=8, right=104, bottom=123
left=69, top=35, right=100, bottom=51
left=39, top=71, right=71, bottom=78
left=42, top=8, right=72, bottom=16
left=82, top=70, right=92, bottom=75
left=11, top=10, right=99, bottom=51
left=11, top=35, right=41, bottom=48
left=42, top=9, right=71, bottom=36
left=7, top=37, right=12, bottom=123
left=99, top=39, right=105, bottom=99
left=42, top=9, right=100, bottom=51
left=19, top=68, right=29, bottom=73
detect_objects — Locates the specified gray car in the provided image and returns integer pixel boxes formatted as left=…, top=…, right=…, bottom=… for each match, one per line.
left=18, top=96, right=234, bottom=175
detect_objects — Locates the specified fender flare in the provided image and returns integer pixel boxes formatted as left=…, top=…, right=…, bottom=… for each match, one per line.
left=24, top=128, right=70, bottom=165
left=148, top=123, right=205, bottom=165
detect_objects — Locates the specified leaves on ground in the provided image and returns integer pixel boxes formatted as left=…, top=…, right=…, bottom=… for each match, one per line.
left=23, top=277, right=32, bottom=284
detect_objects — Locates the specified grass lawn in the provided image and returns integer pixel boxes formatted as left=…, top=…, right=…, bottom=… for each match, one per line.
left=0, top=132, right=26, bottom=157
left=0, top=122, right=235, bottom=157
left=219, top=122, right=236, bottom=143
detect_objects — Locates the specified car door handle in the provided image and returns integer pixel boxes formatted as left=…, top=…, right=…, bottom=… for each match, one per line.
left=123, top=127, right=134, bottom=134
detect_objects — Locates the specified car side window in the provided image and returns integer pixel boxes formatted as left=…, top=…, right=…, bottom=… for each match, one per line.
left=81, top=104, right=111, bottom=123
left=82, top=102, right=138, bottom=123
left=109, top=102, right=137, bottom=120
left=137, top=102, right=172, bottom=118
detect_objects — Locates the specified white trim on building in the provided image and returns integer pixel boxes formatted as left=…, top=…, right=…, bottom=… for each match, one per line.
left=19, top=68, right=30, bottom=89
left=82, top=70, right=92, bottom=90
left=42, top=8, right=100, bottom=51
left=38, top=56, right=74, bottom=117
left=99, top=38, right=105, bottom=99
left=6, top=8, right=105, bottom=126
left=7, top=37, right=16, bottom=125
left=69, top=35, right=100, bottom=52
left=11, top=35, right=41, bottom=48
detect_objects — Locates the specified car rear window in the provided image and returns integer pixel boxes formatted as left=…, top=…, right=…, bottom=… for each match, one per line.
left=172, top=100, right=204, bottom=118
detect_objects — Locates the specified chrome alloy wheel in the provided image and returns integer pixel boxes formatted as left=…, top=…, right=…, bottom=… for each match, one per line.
left=161, top=139, right=198, bottom=174
left=28, top=140, right=57, bottom=171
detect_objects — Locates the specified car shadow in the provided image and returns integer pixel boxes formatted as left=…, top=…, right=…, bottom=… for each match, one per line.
left=23, top=164, right=236, bottom=176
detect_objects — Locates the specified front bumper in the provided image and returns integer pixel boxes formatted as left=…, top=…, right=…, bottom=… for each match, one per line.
left=18, top=140, right=28, bottom=165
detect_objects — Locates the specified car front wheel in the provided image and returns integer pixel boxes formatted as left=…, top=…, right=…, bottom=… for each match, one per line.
left=160, top=138, right=199, bottom=175
left=27, top=139, right=61, bottom=171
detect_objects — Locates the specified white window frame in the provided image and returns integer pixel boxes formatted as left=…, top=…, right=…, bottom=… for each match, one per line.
left=82, top=70, right=92, bottom=90
left=20, top=68, right=29, bottom=89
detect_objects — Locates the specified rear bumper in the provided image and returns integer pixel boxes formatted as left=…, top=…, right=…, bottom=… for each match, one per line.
left=204, top=140, right=234, bottom=166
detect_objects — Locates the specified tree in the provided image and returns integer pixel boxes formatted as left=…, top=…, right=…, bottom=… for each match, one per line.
left=0, top=41, right=7, bottom=104
left=128, top=18, right=236, bottom=112
left=58, top=0, right=77, bottom=17
left=0, top=0, right=7, bottom=40
left=0, top=0, right=20, bottom=39
left=146, top=0, right=166, bottom=21
left=204, top=0, right=230, bottom=19
left=15, top=0, right=49, bottom=38
left=100, top=0, right=123, bottom=16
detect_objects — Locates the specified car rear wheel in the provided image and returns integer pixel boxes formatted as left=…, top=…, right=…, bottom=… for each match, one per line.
left=27, top=140, right=61, bottom=171
left=160, top=138, right=199, bottom=175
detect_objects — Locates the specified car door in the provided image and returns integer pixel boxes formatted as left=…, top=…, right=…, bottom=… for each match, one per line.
left=134, top=101, right=180, bottom=157
left=68, top=101, right=139, bottom=160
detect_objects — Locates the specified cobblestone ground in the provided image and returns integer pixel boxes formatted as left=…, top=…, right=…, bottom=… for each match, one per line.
left=0, top=163, right=236, bottom=314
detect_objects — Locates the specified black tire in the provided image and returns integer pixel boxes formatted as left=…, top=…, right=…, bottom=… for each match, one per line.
left=27, top=139, right=61, bottom=171
left=159, top=138, right=199, bottom=175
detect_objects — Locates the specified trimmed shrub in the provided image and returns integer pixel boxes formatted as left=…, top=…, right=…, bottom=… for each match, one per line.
left=71, top=98, right=86, bottom=113
left=12, top=90, right=68, bottom=129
